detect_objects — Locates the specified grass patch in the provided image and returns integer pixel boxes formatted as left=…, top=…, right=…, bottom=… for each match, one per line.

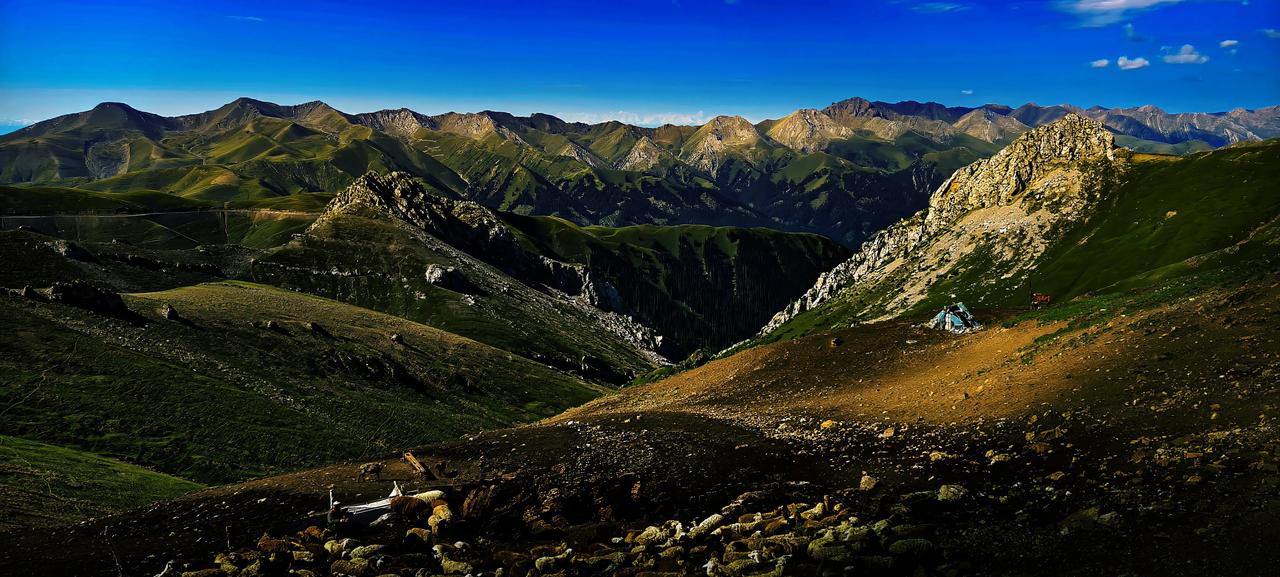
left=0, top=435, right=202, bottom=531
left=0, top=281, right=604, bottom=485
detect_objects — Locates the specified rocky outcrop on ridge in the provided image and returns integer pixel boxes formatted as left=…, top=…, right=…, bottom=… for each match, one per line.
left=617, top=136, right=669, bottom=172
left=759, top=114, right=1124, bottom=334
left=319, top=172, right=612, bottom=303
left=351, top=108, right=437, bottom=138
left=554, top=141, right=607, bottom=168
left=434, top=112, right=528, bottom=144
left=679, top=115, right=767, bottom=174
left=764, top=108, right=854, bottom=153
left=317, top=172, right=665, bottom=360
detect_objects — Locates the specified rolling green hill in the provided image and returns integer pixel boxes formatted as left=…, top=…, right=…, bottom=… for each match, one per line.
left=0, top=184, right=211, bottom=214
left=0, top=280, right=605, bottom=484
left=0, top=435, right=203, bottom=531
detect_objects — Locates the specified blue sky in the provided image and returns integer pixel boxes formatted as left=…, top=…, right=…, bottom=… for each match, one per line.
left=0, top=0, right=1277, bottom=129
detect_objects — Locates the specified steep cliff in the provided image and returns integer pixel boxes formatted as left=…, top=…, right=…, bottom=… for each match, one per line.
left=758, top=114, right=1126, bottom=337
left=310, top=172, right=850, bottom=361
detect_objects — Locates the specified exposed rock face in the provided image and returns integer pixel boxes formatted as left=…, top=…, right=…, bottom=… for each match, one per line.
left=555, top=141, right=606, bottom=168
left=317, top=172, right=664, bottom=358
left=321, top=172, right=584, bottom=295
left=759, top=114, right=1124, bottom=335
left=679, top=115, right=765, bottom=174
left=434, top=112, right=527, bottom=144
left=1082, top=105, right=1265, bottom=146
left=952, top=108, right=1030, bottom=143
left=822, top=97, right=958, bottom=141
left=85, top=139, right=130, bottom=179
left=423, top=264, right=477, bottom=294
left=765, top=109, right=853, bottom=153
left=923, top=113, right=1116, bottom=230
left=351, top=108, right=436, bottom=138
left=617, top=136, right=668, bottom=172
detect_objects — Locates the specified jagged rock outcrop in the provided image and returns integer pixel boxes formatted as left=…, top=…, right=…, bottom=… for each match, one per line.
left=617, top=136, right=668, bottom=172
left=352, top=108, right=436, bottom=138
left=423, top=264, right=477, bottom=294
left=765, top=109, right=853, bottom=153
left=315, top=172, right=664, bottom=360
left=555, top=141, right=607, bottom=168
left=759, top=114, right=1125, bottom=335
left=319, top=172, right=593, bottom=297
left=924, top=113, right=1116, bottom=229
left=434, top=112, right=527, bottom=144
left=679, top=116, right=766, bottom=174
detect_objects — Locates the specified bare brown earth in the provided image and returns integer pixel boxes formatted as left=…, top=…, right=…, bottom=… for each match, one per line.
left=2, top=274, right=1278, bottom=576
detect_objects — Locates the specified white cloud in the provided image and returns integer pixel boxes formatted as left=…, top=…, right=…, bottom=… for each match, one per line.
left=225, top=15, right=264, bottom=22
left=1117, top=56, right=1151, bottom=69
left=912, top=2, right=970, bottom=13
left=1263, top=28, right=1280, bottom=38
left=960, top=89, right=974, bottom=95
left=556, top=110, right=711, bottom=127
left=1219, top=39, right=1239, bottom=48
left=1061, top=0, right=1184, bottom=26
left=1090, top=58, right=1111, bottom=67
left=1162, top=44, right=1208, bottom=64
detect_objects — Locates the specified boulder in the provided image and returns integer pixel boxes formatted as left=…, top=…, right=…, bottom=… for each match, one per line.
left=937, top=485, right=968, bottom=502
left=47, top=281, right=134, bottom=319
left=424, top=265, right=476, bottom=294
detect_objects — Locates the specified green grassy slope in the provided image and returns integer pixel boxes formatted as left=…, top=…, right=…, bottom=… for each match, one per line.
left=503, top=214, right=852, bottom=356
left=0, top=435, right=202, bottom=532
left=1023, top=144, right=1280, bottom=300
left=247, top=211, right=656, bottom=381
left=0, top=281, right=604, bottom=484
left=758, top=140, right=1280, bottom=344
left=2, top=211, right=317, bottom=250
left=0, top=184, right=211, bottom=214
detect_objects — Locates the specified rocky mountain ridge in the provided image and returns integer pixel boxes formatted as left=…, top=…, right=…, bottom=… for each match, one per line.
left=315, top=172, right=851, bottom=360
left=319, top=172, right=642, bottom=316
left=764, top=108, right=855, bottom=153
left=759, top=114, right=1125, bottom=335
left=677, top=115, right=769, bottom=174
left=3, top=97, right=1274, bottom=248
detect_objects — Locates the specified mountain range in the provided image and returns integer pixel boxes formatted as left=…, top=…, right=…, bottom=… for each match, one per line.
left=4, top=97, right=1276, bottom=246
left=3, top=108, right=1277, bottom=576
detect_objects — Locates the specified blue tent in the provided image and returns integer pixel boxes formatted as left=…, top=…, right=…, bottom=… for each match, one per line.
left=930, top=302, right=980, bottom=333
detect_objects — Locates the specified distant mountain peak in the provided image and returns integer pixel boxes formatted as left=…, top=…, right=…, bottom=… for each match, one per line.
left=91, top=101, right=138, bottom=112
left=953, top=108, right=1030, bottom=143
left=618, top=136, right=669, bottom=172
left=679, top=115, right=765, bottom=174
left=766, top=108, right=852, bottom=153
left=352, top=107, right=436, bottom=137
left=435, top=111, right=527, bottom=144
